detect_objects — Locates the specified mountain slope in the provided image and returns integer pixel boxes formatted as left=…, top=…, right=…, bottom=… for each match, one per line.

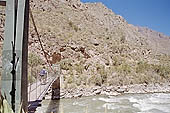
left=137, top=26, right=170, bottom=55
left=1, top=0, right=170, bottom=88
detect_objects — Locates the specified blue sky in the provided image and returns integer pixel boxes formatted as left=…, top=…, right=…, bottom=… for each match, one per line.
left=81, top=0, right=170, bottom=36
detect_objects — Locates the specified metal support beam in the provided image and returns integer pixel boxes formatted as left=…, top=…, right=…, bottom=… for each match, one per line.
left=1, top=0, right=28, bottom=112
left=21, top=0, right=29, bottom=112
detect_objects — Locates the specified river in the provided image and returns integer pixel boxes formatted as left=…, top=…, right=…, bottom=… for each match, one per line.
left=35, top=93, right=170, bottom=113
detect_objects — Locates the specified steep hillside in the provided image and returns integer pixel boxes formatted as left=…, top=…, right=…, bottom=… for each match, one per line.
left=1, top=0, right=170, bottom=88
left=137, top=26, right=170, bottom=55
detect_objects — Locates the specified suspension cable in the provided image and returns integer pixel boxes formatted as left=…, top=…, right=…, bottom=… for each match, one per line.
left=0, top=35, right=4, bottom=40
left=29, top=8, right=54, bottom=73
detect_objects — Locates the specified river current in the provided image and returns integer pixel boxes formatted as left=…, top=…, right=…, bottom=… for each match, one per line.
left=36, top=93, right=170, bottom=113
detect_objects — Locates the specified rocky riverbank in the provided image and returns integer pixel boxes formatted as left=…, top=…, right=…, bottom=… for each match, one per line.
left=45, top=82, right=170, bottom=99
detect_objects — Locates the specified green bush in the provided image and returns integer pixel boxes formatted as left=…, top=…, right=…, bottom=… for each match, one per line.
left=120, top=35, right=126, bottom=43
left=75, top=74, right=87, bottom=86
left=60, top=59, right=73, bottom=70
left=112, top=56, right=126, bottom=66
left=28, top=72, right=36, bottom=84
left=116, top=63, right=131, bottom=74
left=74, top=63, right=84, bottom=74
left=66, top=74, right=74, bottom=84
left=152, top=64, right=170, bottom=78
left=96, top=64, right=108, bottom=84
left=73, top=25, right=79, bottom=32
left=67, top=83, right=77, bottom=89
left=68, top=21, right=73, bottom=27
left=88, top=74, right=102, bottom=86
left=136, top=61, right=150, bottom=73
left=68, top=21, right=79, bottom=32
left=28, top=52, right=43, bottom=67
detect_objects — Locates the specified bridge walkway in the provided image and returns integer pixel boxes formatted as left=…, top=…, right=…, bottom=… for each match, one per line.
left=28, top=76, right=57, bottom=113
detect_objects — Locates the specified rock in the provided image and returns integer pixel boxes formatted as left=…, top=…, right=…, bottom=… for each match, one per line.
left=62, top=70, right=68, bottom=75
left=83, top=52, right=91, bottom=59
left=79, top=47, right=85, bottom=53
left=103, top=91, right=110, bottom=96
left=94, top=89, right=101, bottom=95
left=116, top=88, right=126, bottom=93
left=83, top=92, right=93, bottom=96
left=74, top=93, right=83, bottom=98
left=90, top=39, right=99, bottom=46
left=105, top=86, right=114, bottom=92
left=60, top=47, right=66, bottom=52
left=66, top=95, right=73, bottom=98
left=60, top=92, right=65, bottom=97
left=92, top=86, right=101, bottom=92
left=109, top=92, right=120, bottom=96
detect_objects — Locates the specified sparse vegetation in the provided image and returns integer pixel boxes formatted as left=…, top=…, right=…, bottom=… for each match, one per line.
left=60, top=59, right=73, bottom=70
left=136, top=61, right=150, bottom=73
left=68, top=21, right=79, bottom=32
left=1, top=0, right=170, bottom=92
left=116, top=63, right=131, bottom=74
left=61, top=54, right=170, bottom=89
left=28, top=52, right=43, bottom=83
left=74, top=63, right=84, bottom=74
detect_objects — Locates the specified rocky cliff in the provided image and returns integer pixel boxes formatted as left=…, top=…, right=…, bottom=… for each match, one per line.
left=0, top=0, right=170, bottom=88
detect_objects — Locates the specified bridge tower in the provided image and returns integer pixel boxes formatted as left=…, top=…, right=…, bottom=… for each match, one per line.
left=0, top=0, right=29, bottom=112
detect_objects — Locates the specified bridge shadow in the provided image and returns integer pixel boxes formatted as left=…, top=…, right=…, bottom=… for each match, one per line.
left=45, top=99, right=60, bottom=113
left=28, top=100, right=42, bottom=113
left=45, top=77, right=60, bottom=113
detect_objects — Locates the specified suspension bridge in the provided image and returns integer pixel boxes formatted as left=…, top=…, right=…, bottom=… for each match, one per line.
left=0, top=0, right=60, bottom=112
left=28, top=76, right=59, bottom=113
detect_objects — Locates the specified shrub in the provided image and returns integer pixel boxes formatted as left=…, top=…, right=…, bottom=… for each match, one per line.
left=67, top=83, right=77, bottom=89
left=28, top=52, right=43, bottom=67
left=115, top=63, right=131, bottom=74
left=152, top=64, right=170, bottom=78
left=88, top=74, right=102, bottom=86
left=96, top=64, right=108, bottom=84
left=68, top=21, right=79, bottom=32
left=68, top=21, right=73, bottom=27
left=120, top=35, right=126, bottom=43
left=66, top=75, right=74, bottom=84
left=136, top=61, right=150, bottom=73
left=73, top=25, right=78, bottom=32
left=60, top=59, right=73, bottom=70
left=74, top=63, right=84, bottom=74
left=28, top=74, right=36, bottom=84
left=75, top=74, right=88, bottom=86
left=112, top=55, right=125, bottom=66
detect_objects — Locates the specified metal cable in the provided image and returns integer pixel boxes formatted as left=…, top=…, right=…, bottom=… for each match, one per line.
left=29, top=8, right=54, bottom=72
